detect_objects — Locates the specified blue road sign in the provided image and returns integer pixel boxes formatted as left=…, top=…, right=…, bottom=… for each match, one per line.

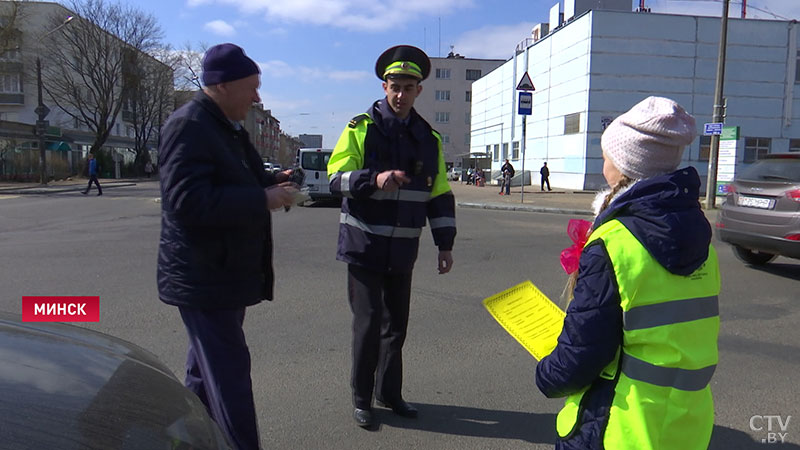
left=704, top=122, right=723, bottom=135
left=518, top=92, right=532, bottom=115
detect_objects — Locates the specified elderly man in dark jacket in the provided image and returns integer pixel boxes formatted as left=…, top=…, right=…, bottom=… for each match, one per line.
left=157, top=43, right=296, bottom=450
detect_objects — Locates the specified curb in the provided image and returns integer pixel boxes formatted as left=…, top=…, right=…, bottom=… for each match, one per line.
left=458, top=201, right=594, bottom=216
left=0, top=182, right=137, bottom=195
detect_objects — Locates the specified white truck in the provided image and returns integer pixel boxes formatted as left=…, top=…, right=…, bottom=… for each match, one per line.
left=296, top=148, right=334, bottom=202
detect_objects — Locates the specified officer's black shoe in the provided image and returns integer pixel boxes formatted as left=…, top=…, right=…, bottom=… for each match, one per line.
left=376, top=398, right=418, bottom=418
left=353, top=408, right=374, bottom=428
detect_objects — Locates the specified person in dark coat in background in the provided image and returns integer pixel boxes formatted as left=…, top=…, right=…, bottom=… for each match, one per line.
left=82, top=153, right=102, bottom=195
left=540, top=162, right=551, bottom=191
left=157, top=43, right=298, bottom=450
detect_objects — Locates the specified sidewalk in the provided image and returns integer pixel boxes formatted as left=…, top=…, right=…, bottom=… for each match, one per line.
left=450, top=181, right=596, bottom=216
left=0, top=177, right=146, bottom=195
left=449, top=180, right=720, bottom=223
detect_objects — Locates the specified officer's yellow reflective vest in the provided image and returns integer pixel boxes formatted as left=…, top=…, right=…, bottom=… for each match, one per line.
left=556, top=219, right=720, bottom=449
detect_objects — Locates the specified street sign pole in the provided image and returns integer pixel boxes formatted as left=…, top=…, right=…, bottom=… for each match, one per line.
left=705, top=0, right=730, bottom=209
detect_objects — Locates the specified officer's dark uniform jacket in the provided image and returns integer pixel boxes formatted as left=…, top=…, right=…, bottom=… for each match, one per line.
left=157, top=91, right=277, bottom=309
left=328, top=98, right=456, bottom=273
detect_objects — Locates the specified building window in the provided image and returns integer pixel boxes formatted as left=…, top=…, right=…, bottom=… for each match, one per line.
left=0, top=46, right=20, bottom=62
left=699, top=136, right=711, bottom=161
left=486, top=145, right=493, bottom=160
left=441, top=134, right=450, bottom=144
left=796, top=51, right=800, bottom=84
left=564, top=112, right=580, bottom=135
left=493, top=144, right=500, bottom=162
left=466, top=69, right=482, bottom=81
left=435, top=68, right=451, bottom=79
left=790, top=139, right=800, bottom=152
left=512, top=141, right=520, bottom=160
left=464, top=133, right=470, bottom=146
left=435, top=90, right=451, bottom=101
left=435, top=112, right=450, bottom=124
left=465, top=91, right=472, bottom=102
left=0, top=73, right=22, bottom=93
left=464, top=112, right=470, bottom=125
left=744, top=137, right=770, bottom=163
left=502, top=143, right=509, bottom=160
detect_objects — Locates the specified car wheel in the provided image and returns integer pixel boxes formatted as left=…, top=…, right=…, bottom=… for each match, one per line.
left=733, top=246, right=777, bottom=265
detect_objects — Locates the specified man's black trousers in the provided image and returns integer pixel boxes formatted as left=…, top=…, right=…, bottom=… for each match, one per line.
left=347, top=264, right=413, bottom=410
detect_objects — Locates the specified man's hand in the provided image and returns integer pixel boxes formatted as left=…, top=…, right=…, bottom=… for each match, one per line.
left=376, top=170, right=410, bottom=192
left=265, top=182, right=299, bottom=210
left=274, top=169, right=292, bottom=183
left=437, top=250, right=453, bottom=274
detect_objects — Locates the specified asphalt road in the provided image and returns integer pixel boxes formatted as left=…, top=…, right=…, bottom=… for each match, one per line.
left=0, top=183, right=798, bottom=449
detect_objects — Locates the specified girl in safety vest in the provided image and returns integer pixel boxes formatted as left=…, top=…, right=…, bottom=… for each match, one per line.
left=536, top=96, right=721, bottom=450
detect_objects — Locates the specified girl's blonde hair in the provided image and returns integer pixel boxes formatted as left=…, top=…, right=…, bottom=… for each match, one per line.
left=561, top=174, right=634, bottom=305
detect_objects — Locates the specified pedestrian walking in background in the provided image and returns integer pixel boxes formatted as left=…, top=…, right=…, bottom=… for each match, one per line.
left=157, top=43, right=298, bottom=450
left=82, top=153, right=102, bottom=196
left=145, top=161, right=154, bottom=178
left=540, top=161, right=551, bottom=191
left=328, top=44, right=456, bottom=429
left=535, top=96, right=720, bottom=449
left=500, top=159, right=515, bottom=195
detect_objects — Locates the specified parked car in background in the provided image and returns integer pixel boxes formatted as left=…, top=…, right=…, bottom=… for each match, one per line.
left=272, top=164, right=282, bottom=173
left=448, top=166, right=460, bottom=181
left=716, top=153, right=800, bottom=265
left=0, top=312, right=231, bottom=449
left=263, top=162, right=273, bottom=172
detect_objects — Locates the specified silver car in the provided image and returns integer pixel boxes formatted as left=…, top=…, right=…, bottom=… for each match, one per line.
left=716, top=153, right=800, bottom=265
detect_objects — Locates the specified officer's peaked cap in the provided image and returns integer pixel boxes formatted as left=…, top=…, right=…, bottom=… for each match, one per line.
left=375, top=45, right=430, bottom=81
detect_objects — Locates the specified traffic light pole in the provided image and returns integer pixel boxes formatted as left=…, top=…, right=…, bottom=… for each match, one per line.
left=705, top=0, right=730, bottom=209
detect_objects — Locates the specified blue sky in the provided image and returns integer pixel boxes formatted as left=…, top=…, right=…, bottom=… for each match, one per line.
left=90, top=0, right=800, bottom=147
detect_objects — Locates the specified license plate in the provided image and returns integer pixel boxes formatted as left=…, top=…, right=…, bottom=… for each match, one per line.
left=738, top=195, right=772, bottom=209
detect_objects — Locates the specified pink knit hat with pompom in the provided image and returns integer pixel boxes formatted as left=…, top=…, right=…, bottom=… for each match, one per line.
left=601, top=96, right=697, bottom=180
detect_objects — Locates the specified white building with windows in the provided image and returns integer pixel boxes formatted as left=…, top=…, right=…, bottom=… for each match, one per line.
left=471, top=2, right=800, bottom=190
left=413, top=52, right=505, bottom=166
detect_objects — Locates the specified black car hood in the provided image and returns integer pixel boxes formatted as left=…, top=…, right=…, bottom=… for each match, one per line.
left=0, top=312, right=229, bottom=450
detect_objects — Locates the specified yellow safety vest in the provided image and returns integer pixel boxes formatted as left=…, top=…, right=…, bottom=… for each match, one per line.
left=556, top=219, right=720, bottom=449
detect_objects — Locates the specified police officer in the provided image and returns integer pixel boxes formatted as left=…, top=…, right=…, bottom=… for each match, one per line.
left=327, top=45, right=457, bottom=429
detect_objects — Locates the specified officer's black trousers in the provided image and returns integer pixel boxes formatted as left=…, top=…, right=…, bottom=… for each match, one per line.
left=347, top=264, right=413, bottom=410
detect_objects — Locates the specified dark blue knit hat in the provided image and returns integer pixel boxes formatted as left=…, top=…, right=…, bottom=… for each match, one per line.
left=201, top=43, right=260, bottom=86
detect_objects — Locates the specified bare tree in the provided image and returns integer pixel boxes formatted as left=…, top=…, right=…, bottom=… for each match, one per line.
left=39, top=0, right=163, bottom=155
left=174, top=41, right=207, bottom=91
left=0, top=0, right=27, bottom=58
left=124, top=46, right=174, bottom=172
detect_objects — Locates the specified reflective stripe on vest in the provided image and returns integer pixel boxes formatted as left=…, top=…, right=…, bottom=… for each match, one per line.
left=340, top=213, right=422, bottom=238
left=624, top=295, right=719, bottom=331
left=555, top=219, right=719, bottom=449
left=621, top=353, right=716, bottom=391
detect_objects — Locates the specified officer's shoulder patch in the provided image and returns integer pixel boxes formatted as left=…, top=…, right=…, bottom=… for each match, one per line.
left=348, top=113, right=370, bottom=128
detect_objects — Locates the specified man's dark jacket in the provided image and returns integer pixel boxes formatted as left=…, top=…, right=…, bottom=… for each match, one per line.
left=157, top=91, right=277, bottom=309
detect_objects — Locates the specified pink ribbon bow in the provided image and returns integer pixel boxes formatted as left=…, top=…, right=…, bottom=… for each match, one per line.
left=559, top=219, right=592, bottom=274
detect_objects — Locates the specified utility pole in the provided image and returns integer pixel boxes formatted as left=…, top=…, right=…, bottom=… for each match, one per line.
left=705, top=0, right=730, bottom=209
left=34, top=16, right=73, bottom=185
